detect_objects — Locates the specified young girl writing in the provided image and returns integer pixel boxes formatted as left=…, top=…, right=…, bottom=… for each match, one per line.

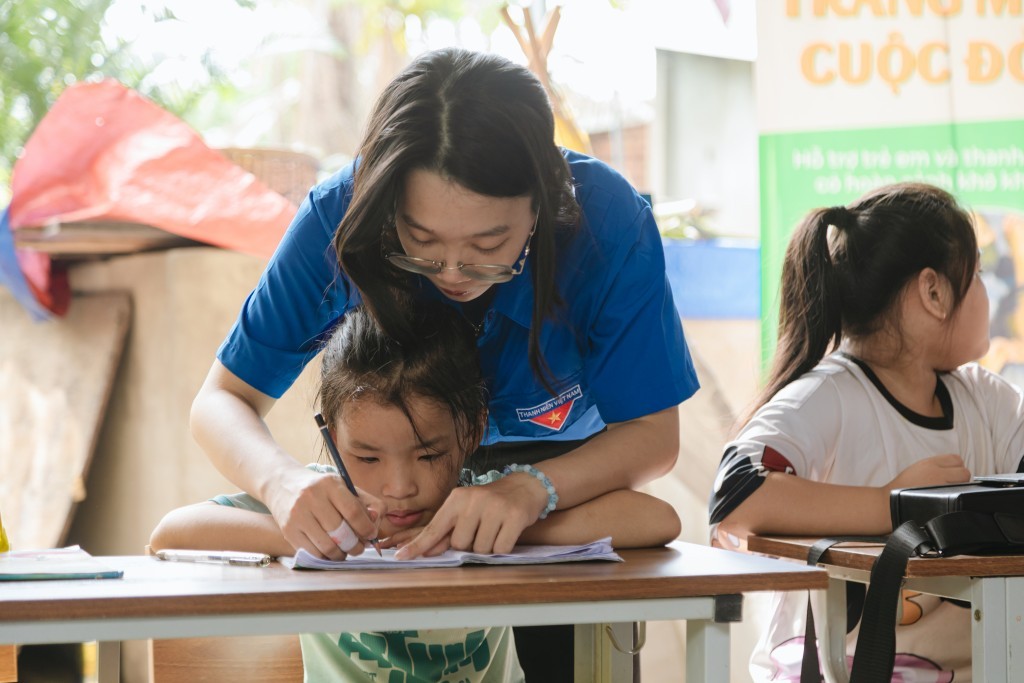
left=709, top=182, right=1024, bottom=681
left=152, top=303, right=681, bottom=682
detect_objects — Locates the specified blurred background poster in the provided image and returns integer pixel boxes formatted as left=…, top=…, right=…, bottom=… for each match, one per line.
left=756, top=1, right=1024, bottom=380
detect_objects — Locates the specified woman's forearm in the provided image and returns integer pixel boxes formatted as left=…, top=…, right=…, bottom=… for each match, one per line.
left=190, top=361, right=303, bottom=505
left=391, top=406, right=682, bottom=559
left=537, top=405, right=680, bottom=510
left=519, top=489, right=681, bottom=548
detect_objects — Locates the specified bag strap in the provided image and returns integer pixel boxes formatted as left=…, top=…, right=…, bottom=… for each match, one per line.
left=802, top=510, right=1024, bottom=683
left=800, top=536, right=886, bottom=683
left=849, top=511, right=1024, bottom=681
left=848, top=522, right=933, bottom=683
left=926, top=510, right=1024, bottom=554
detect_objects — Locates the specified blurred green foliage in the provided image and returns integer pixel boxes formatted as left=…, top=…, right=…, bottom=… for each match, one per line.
left=0, top=0, right=520, bottom=198
left=0, top=0, right=240, bottom=196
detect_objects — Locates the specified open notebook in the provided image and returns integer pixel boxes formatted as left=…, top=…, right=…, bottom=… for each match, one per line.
left=281, top=537, right=621, bottom=570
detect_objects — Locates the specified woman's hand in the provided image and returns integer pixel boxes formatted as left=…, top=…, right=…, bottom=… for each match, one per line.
left=886, top=454, right=971, bottom=492
left=395, top=473, right=550, bottom=559
left=265, top=466, right=384, bottom=560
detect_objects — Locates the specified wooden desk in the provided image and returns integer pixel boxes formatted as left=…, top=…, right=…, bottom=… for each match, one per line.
left=749, top=536, right=1024, bottom=683
left=0, top=542, right=826, bottom=683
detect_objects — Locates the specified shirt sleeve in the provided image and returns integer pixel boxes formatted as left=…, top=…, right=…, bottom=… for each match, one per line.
left=210, top=492, right=271, bottom=513
left=216, top=174, right=361, bottom=398
left=709, top=374, right=843, bottom=524
left=584, top=204, right=700, bottom=423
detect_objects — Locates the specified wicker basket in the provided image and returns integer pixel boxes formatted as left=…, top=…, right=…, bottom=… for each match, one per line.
left=218, top=147, right=320, bottom=207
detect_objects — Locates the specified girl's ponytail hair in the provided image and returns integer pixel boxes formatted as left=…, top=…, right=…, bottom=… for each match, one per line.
left=746, top=182, right=977, bottom=422
left=750, top=206, right=848, bottom=419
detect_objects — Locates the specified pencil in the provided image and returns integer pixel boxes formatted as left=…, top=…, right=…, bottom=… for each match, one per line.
left=314, top=413, right=383, bottom=556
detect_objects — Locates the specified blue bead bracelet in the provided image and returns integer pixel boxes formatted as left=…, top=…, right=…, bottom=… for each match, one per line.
left=503, top=463, right=559, bottom=519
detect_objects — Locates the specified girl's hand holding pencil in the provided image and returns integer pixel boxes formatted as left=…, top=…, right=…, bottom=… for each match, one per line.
left=265, top=463, right=384, bottom=561
left=328, top=520, right=362, bottom=553
left=314, top=413, right=384, bottom=557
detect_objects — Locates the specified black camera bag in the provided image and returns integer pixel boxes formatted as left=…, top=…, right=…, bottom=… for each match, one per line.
left=800, top=474, right=1024, bottom=683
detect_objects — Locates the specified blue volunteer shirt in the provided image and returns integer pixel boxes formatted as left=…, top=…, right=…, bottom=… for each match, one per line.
left=217, top=151, right=699, bottom=444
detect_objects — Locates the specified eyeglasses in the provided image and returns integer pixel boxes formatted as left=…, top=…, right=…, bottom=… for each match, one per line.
left=385, top=216, right=537, bottom=284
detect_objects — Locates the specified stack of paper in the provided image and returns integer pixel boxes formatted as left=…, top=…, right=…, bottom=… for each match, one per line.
left=282, top=537, right=621, bottom=570
left=0, top=545, right=123, bottom=581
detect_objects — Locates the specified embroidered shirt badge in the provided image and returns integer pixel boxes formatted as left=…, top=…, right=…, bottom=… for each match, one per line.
left=516, top=385, right=582, bottom=432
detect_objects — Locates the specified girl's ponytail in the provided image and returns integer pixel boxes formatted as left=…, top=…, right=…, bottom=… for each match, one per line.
left=739, top=182, right=976, bottom=427
left=742, top=206, right=848, bottom=424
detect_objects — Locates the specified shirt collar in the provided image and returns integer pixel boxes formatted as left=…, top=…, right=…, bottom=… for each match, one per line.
left=490, top=256, right=534, bottom=328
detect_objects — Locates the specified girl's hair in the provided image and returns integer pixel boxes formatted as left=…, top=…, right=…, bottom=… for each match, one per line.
left=334, top=47, right=580, bottom=392
left=318, top=304, right=488, bottom=462
left=750, top=182, right=977, bottom=418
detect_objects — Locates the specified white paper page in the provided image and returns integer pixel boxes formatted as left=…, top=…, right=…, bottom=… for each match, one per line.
left=280, top=537, right=622, bottom=570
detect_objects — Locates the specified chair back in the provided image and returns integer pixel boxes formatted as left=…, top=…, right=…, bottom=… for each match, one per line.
left=149, top=635, right=303, bottom=682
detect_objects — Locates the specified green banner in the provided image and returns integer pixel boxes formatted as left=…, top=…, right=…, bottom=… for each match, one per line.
left=757, top=2, right=1024, bottom=373
left=761, top=120, right=1024, bottom=360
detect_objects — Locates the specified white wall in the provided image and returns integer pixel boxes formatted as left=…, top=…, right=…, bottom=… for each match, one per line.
left=653, top=49, right=760, bottom=238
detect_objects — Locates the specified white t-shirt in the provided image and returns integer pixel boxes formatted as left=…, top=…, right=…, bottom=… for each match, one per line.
left=710, top=353, right=1024, bottom=682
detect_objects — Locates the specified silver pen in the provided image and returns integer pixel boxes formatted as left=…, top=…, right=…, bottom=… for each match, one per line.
left=155, top=549, right=271, bottom=567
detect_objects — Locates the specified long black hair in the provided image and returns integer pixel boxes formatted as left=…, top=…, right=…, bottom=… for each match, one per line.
left=319, top=303, right=488, bottom=463
left=750, top=182, right=977, bottom=420
left=334, top=47, right=580, bottom=392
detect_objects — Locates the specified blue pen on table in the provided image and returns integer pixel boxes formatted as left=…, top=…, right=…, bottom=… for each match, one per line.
left=314, top=413, right=383, bottom=556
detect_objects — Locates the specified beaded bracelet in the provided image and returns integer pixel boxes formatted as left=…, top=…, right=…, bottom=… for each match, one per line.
left=503, top=463, right=559, bottom=519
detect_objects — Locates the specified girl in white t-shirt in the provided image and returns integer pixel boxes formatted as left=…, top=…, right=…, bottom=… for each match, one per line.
left=152, top=303, right=680, bottom=682
left=710, top=182, right=1024, bottom=682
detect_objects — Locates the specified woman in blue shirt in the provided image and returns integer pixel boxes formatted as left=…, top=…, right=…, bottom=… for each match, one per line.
left=191, top=48, right=698, bottom=676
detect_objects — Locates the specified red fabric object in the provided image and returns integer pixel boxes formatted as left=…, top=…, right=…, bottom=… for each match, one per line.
left=8, top=80, right=298, bottom=316
left=15, top=248, right=69, bottom=317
